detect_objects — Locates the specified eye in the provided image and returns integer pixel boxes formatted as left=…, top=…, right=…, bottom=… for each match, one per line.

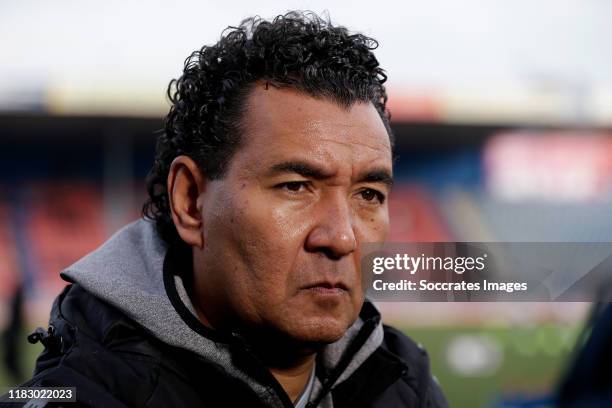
left=279, top=181, right=308, bottom=192
left=359, top=188, right=385, bottom=204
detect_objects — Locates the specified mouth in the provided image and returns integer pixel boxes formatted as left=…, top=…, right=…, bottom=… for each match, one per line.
left=302, top=281, right=349, bottom=296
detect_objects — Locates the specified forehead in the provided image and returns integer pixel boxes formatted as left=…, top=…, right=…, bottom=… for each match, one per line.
left=235, top=85, right=392, bottom=169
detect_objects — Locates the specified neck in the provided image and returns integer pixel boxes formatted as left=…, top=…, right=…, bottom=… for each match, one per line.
left=191, top=300, right=317, bottom=402
left=268, top=353, right=316, bottom=403
left=240, top=333, right=319, bottom=403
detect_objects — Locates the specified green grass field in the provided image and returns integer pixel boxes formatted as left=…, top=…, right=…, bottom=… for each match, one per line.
left=0, top=329, right=39, bottom=389
left=405, top=325, right=583, bottom=407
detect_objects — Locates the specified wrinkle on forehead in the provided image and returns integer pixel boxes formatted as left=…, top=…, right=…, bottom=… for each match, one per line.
left=299, top=115, right=391, bottom=148
left=236, top=86, right=392, bottom=174
left=252, top=131, right=391, bottom=171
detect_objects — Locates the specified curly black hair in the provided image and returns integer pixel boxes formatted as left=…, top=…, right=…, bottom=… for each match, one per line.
left=143, top=11, right=393, bottom=246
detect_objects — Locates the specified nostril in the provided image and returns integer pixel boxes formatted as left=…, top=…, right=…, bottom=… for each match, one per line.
left=305, top=230, right=356, bottom=259
left=320, top=247, right=343, bottom=260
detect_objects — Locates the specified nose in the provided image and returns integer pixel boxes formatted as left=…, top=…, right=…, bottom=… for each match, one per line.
left=304, top=192, right=357, bottom=259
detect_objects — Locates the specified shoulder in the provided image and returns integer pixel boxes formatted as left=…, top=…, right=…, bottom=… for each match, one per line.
left=377, top=324, right=449, bottom=408
left=22, top=285, right=168, bottom=407
left=333, top=322, right=448, bottom=407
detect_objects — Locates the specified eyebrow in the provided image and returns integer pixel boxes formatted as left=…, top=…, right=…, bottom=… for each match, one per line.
left=357, top=169, right=394, bottom=189
left=268, top=160, right=394, bottom=188
left=269, top=161, right=333, bottom=179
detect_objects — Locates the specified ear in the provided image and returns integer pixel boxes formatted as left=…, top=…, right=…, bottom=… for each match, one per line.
left=167, top=155, right=206, bottom=249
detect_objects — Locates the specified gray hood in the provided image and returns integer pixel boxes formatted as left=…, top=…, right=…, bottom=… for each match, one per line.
left=61, top=219, right=383, bottom=407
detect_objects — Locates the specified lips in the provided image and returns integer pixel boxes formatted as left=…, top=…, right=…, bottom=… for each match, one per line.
left=302, top=281, right=349, bottom=295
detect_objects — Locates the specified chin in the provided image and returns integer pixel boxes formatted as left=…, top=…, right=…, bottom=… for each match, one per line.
left=286, top=315, right=354, bottom=345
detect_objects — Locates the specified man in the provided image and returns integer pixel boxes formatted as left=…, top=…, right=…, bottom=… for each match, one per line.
left=10, top=12, right=447, bottom=407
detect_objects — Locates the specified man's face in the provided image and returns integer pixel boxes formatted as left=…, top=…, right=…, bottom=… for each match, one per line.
left=194, top=85, right=392, bottom=345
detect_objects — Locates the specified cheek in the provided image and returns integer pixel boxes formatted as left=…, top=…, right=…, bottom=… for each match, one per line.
left=377, top=212, right=390, bottom=238
left=270, top=206, right=313, bottom=246
left=354, top=210, right=389, bottom=278
left=355, top=207, right=390, bottom=242
left=221, top=191, right=312, bottom=296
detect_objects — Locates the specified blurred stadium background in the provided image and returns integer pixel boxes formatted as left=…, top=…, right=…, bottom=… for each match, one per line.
left=2, top=1, right=612, bottom=406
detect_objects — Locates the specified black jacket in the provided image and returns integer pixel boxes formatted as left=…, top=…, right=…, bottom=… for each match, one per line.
left=2, top=220, right=447, bottom=407
left=11, top=285, right=446, bottom=408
